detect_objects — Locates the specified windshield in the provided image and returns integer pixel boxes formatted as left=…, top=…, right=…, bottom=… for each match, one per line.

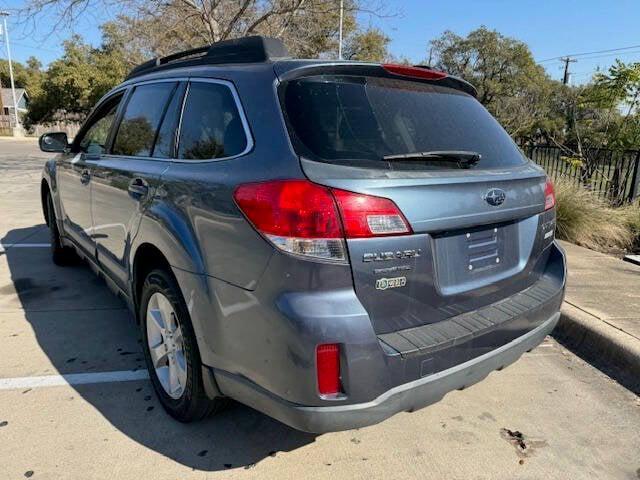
left=282, top=75, right=527, bottom=169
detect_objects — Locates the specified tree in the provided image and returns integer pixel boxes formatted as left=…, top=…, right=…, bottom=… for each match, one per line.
left=25, top=34, right=128, bottom=125
left=581, top=61, right=640, bottom=149
left=553, top=61, right=640, bottom=203
left=429, top=26, right=565, bottom=140
left=19, top=0, right=390, bottom=59
left=0, top=56, right=44, bottom=94
left=20, top=0, right=394, bottom=125
left=343, top=27, right=390, bottom=62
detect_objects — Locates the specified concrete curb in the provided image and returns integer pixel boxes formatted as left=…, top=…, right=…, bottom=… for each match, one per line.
left=553, top=302, right=640, bottom=388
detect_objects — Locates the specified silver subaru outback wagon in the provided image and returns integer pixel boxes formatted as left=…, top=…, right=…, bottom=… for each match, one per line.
left=39, top=36, right=566, bottom=433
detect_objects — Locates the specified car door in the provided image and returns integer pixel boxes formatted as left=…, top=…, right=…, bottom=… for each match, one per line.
left=90, top=80, right=185, bottom=291
left=57, top=93, right=124, bottom=255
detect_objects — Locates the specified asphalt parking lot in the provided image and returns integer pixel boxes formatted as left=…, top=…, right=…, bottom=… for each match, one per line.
left=0, top=138, right=639, bottom=480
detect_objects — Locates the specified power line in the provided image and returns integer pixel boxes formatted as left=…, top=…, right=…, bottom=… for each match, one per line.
left=537, top=44, right=640, bottom=63
left=567, top=49, right=640, bottom=62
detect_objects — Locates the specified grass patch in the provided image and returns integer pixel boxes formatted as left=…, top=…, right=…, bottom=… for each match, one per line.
left=621, top=202, right=640, bottom=252
left=554, top=179, right=635, bottom=252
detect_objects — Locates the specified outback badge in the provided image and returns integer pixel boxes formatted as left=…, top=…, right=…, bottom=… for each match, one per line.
left=375, top=276, right=407, bottom=290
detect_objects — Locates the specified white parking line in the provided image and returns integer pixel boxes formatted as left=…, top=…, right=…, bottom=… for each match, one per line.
left=0, top=370, right=149, bottom=390
left=0, top=243, right=51, bottom=253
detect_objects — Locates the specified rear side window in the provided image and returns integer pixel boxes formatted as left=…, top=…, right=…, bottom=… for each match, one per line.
left=112, top=82, right=177, bottom=157
left=283, top=76, right=526, bottom=170
left=177, top=82, right=248, bottom=160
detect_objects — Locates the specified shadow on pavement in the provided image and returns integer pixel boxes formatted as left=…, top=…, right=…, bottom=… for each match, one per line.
left=1, top=225, right=316, bottom=471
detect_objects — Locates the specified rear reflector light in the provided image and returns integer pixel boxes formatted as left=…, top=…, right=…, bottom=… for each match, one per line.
left=233, top=180, right=412, bottom=262
left=544, top=177, right=556, bottom=210
left=383, top=63, right=448, bottom=80
left=316, top=343, right=341, bottom=395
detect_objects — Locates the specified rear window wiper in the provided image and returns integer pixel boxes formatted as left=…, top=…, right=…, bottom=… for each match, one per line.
left=383, top=150, right=481, bottom=168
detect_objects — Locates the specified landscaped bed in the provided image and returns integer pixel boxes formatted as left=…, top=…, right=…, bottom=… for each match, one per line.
left=554, top=178, right=640, bottom=255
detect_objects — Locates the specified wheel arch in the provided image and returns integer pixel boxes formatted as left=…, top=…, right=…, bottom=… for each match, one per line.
left=41, top=179, right=50, bottom=226
left=41, top=159, right=59, bottom=227
left=129, top=203, right=208, bottom=310
left=131, top=242, right=173, bottom=318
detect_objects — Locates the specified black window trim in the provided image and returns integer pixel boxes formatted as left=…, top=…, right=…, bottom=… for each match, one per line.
left=95, top=77, right=254, bottom=163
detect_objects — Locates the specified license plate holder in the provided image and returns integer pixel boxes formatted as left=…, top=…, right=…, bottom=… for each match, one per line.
left=432, top=222, right=519, bottom=295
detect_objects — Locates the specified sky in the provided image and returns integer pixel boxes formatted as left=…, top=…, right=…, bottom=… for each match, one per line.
left=1, top=0, right=639, bottom=85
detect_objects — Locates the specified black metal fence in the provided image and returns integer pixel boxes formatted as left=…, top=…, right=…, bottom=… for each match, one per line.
left=520, top=143, right=640, bottom=205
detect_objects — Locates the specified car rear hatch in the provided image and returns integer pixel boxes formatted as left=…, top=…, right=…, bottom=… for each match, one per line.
left=276, top=63, right=557, bottom=336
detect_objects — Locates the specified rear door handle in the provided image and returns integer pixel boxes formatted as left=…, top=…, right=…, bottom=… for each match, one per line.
left=128, top=178, right=149, bottom=197
left=80, top=170, right=91, bottom=185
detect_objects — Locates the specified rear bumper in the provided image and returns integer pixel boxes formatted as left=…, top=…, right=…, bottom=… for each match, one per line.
left=215, top=311, right=559, bottom=433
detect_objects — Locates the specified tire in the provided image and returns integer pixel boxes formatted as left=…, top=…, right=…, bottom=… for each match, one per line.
left=46, top=192, right=76, bottom=266
left=139, top=268, right=224, bottom=422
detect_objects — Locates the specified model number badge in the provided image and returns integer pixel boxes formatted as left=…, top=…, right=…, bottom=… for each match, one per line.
left=375, top=276, right=407, bottom=290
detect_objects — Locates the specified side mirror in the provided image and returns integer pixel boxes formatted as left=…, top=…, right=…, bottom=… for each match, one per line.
left=39, top=132, right=69, bottom=153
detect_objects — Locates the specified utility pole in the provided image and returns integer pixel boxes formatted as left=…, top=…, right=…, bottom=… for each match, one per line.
left=0, top=12, right=21, bottom=135
left=338, top=0, right=344, bottom=60
left=560, top=56, right=577, bottom=85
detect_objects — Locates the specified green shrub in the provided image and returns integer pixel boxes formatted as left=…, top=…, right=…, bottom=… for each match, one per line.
left=554, top=179, right=634, bottom=252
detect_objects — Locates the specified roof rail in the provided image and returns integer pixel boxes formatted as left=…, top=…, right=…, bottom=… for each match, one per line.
left=125, top=36, right=290, bottom=80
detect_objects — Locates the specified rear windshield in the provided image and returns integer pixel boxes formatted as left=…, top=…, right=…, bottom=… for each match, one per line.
left=282, top=76, right=526, bottom=169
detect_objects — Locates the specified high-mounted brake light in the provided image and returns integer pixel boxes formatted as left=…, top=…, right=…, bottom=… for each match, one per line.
left=233, top=180, right=412, bottom=262
left=383, top=63, right=448, bottom=80
left=544, top=177, right=556, bottom=211
left=316, top=343, right=341, bottom=396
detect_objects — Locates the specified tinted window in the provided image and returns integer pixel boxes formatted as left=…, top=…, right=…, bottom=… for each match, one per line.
left=112, top=82, right=177, bottom=157
left=78, top=95, right=122, bottom=154
left=283, top=76, right=526, bottom=169
left=177, top=82, right=248, bottom=160
left=153, top=83, right=186, bottom=158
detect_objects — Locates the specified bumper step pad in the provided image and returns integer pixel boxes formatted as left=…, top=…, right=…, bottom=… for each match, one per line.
left=378, top=279, right=560, bottom=357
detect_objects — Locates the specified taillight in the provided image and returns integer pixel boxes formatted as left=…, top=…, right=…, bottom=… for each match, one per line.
left=544, top=177, right=556, bottom=210
left=233, top=180, right=412, bottom=262
left=234, top=180, right=345, bottom=262
left=316, top=343, right=341, bottom=395
left=382, top=63, right=448, bottom=80
left=332, top=188, right=411, bottom=238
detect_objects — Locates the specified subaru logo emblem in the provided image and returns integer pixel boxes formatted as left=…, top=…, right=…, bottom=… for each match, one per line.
left=484, top=188, right=506, bottom=206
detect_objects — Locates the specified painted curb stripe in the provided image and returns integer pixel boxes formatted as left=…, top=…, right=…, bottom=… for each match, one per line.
left=0, top=243, right=51, bottom=252
left=0, top=370, right=149, bottom=390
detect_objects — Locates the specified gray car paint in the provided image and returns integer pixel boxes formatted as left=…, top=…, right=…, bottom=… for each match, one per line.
left=56, top=146, right=95, bottom=255
left=41, top=58, right=566, bottom=432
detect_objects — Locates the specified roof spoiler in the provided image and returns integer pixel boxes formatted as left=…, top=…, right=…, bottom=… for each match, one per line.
left=412, top=65, right=477, bottom=97
left=126, top=36, right=290, bottom=80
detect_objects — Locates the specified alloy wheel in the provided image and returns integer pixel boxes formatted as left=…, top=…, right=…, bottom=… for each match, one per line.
left=146, top=292, right=188, bottom=399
